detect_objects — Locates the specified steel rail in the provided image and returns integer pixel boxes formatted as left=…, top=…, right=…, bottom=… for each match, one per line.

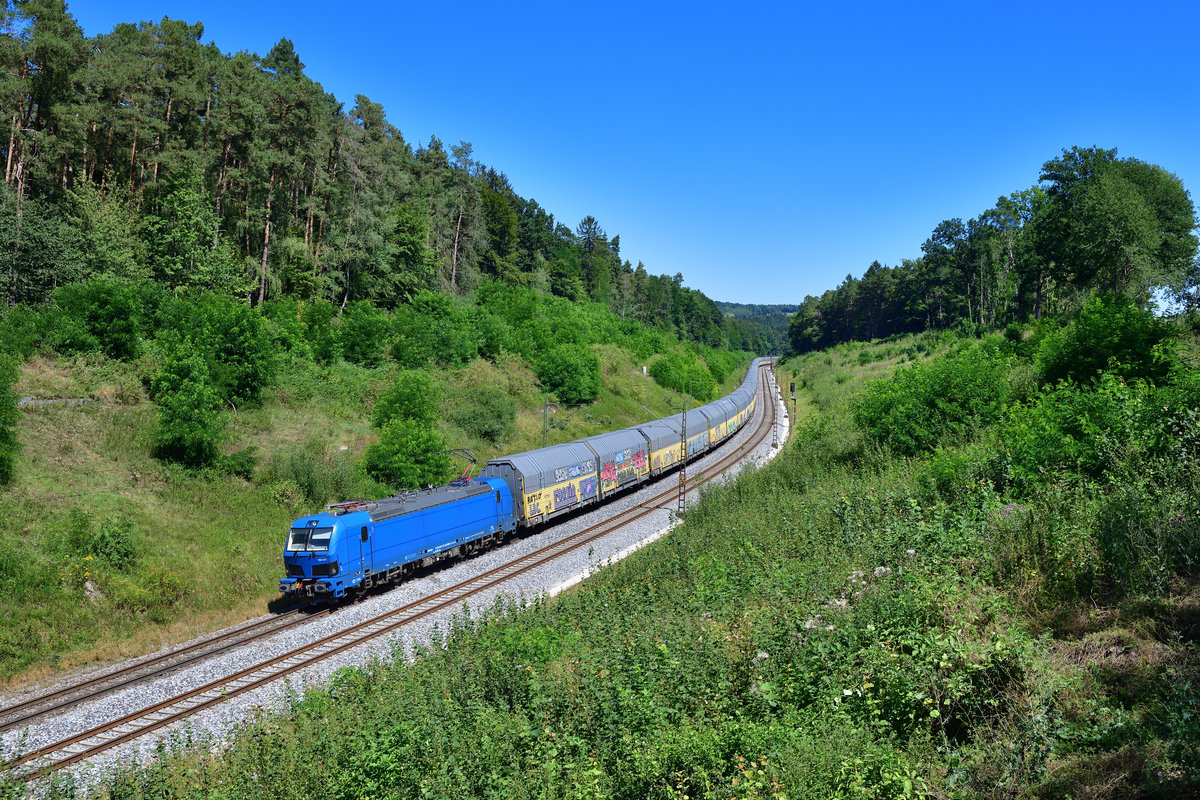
left=0, top=606, right=331, bottom=735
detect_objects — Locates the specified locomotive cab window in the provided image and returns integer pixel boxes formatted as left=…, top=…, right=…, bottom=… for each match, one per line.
left=287, top=526, right=333, bottom=552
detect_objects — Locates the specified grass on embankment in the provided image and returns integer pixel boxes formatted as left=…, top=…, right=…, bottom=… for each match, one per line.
left=0, top=346, right=744, bottom=688
left=37, top=329, right=1197, bottom=799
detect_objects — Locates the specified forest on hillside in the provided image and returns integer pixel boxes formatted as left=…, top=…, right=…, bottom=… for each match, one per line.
left=789, top=146, right=1199, bottom=352
left=0, top=2, right=772, bottom=354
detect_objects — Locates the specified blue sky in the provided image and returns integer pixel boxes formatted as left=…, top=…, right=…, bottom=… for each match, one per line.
left=67, top=0, right=1200, bottom=305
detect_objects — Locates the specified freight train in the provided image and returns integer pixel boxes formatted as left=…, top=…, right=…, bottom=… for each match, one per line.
left=280, top=358, right=771, bottom=600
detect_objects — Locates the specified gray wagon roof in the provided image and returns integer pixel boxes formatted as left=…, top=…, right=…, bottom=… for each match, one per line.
left=484, top=440, right=598, bottom=489
left=636, top=418, right=683, bottom=450
left=580, top=428, right=649, bottom=459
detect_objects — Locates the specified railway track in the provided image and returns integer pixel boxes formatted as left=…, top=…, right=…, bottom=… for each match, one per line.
left=0, top=605, right=333, bottom=736
left=5, top=364, right=779, bottom=784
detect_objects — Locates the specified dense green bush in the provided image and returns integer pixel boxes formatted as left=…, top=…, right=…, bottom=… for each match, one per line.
left=1036, top=294, right=1173, bottom=386
left=151, top=340, right=224, bottom=467
left=537, top=344, right=601, bottom=404
left=47, top=279, right=141, bottom=359
left=340, top=301, right=391, bottom=367
left=0, top=354, right=19, bottom=485
left=854, top=344, right=1012, bottom=455
left=361, top=419, right=453, bottom=490
left=1001, top=372, right=1184, bottom=489
left=371, top=370, right=441, bottom=428
left=157, top=293, right=277, bottom=406
left=218, top=447, right=259, bottom=481
left=0, top=304, right=43, bottom=359
left=262, top=443, right=360, bottom=506
left=301, top=299, right=342, bottom=365
left=65, top=511, right=141, bottom=572
left=450, top=385, right=516, bottom=444
left=390, top=291, right=478, bottom=368
left=701, top=346, right=741, bottom=384
left=648, top=349, right=716, bottom=401
left=261, top=298, right=312, bottom=356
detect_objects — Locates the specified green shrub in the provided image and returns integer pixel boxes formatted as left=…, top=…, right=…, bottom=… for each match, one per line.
left=340, top=301, right=390, bottom=367
left=157, top=293, right=278, bottom=406
left=261, top=297, right=313, bottom=356
left=48, top=279, right=141, bottom=359
left=1036, top=294, right=1173, bottom=386
left=450, top=385, right=516, bottom=444
left=263, top=444, right=359, bottom=506
left=372, top=370, right=441, bottom=428
left=151, top=340, right=224, bottom=467
left=390, top=292, right=479, bottom=368
left=89, top=516, right=141, bottom=571
left=0, top=304, right=43, bottom=359
left=537, top=344, right=601, bottom=404
left=1000, top=374, right=1154, bottom=488
left=362, top=418, right=453, bottom=490
left=854, top=345, right=1012, bottom=455
left=471, top=309, right=513, bottom=361
left=302, top=299, right=342, bottom=365
left=648, top=349, right=716, bottom=401
left=918, top=443, right=1009, bottom=501
left=63, top=510, right=141, bottom=571
left=218, top=446, right=259, bottom=480
left=0, top=354, right=18, bottom=485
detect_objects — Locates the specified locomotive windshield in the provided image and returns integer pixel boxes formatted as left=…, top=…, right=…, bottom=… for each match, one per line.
left=287, top=526, right=333, bottom=552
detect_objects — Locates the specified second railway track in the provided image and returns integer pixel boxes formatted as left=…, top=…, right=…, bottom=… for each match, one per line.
left=5, top=364, right=784, bottom=785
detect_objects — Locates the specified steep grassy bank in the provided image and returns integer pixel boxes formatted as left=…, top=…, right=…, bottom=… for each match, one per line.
left=0, top=340, right=744, bottom=688
left=36, top=322, right=1199, bottom=799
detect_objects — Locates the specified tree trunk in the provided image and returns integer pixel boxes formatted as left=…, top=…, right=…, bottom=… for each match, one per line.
left=1035, top=268, right=1044, bottom=320
left=451, top=205, right=463, bottom=289
left=214, top=139, right=230, bottom=246
left=258, top=164, right=276, bottom=305
left=5, top=114, right=17, bottom=184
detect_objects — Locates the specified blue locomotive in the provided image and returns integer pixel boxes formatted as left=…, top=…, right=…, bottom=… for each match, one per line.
left=281, top=357, right=771, bottom=600
left=280, top=477, right=517, bottom=599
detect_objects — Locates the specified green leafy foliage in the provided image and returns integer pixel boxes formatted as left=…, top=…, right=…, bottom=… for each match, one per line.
left=157, top=293, right=278, bottom=406
left=301, top=299, right=342, bottom=366
left=47, top=279, right=141, bottom=360
left=371, top=370, right=441, bottom=428
left=390, top=291, right=479, bottom=368
left=340, top=300, right=391, bottom=367
left=262, top=443, right=361, bottom=506
left=0, top=304, right=44, bottom=359
left=536, top=344, right=601, bottom=404
left=66, top=511, right=141, bottom=572
left=648, top=349, right=717, bottom=401
left=151, top=340, right=225, bottom=467
left=0, top=354, right=20, bottom=485
left=854, top=344, right=1012, bottom=455
left=361, top=419, right=453, bottom=490
left=449, top=385, right=516, bottom=444
left=1035, top=293, right=1173, bottom=385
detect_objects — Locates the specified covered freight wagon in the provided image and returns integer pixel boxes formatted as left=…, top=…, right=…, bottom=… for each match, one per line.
left=481, top=440, right=599, bottom=526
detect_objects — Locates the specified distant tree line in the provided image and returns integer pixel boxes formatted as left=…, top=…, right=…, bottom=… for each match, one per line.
left=714, top=301, right=795, bottom=355
left=0, top=2, right=770, bottom=352
left=789, top=147, right=1199, bottom=352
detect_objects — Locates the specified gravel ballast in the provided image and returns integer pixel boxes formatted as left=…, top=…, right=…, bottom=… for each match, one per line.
left=7, top=370, right=791, bottom=793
